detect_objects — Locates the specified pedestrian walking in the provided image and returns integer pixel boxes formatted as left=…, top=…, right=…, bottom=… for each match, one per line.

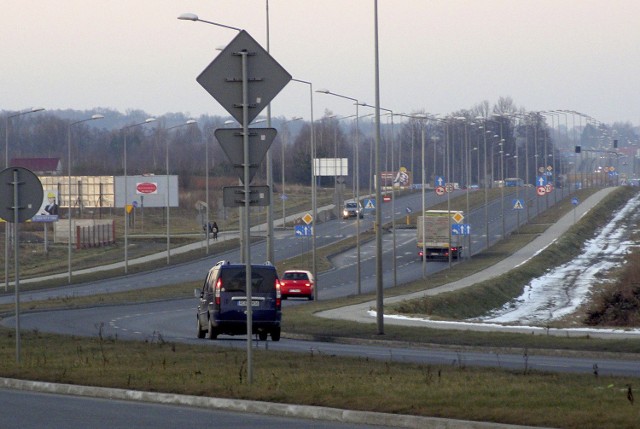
left=211, top=221, right=219, bottom=240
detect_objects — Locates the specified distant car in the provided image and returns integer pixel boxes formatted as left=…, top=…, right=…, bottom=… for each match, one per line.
left=342, top=201, right=364, bottom=219
left=196, top=261, right=282, bottom=341
left=280, top=270, right=314, bottom=300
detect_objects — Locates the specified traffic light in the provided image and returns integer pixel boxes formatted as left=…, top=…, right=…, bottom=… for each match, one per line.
left=575, top=145, right=581, bottom=153
left=614, top=139, right=618, bottom=149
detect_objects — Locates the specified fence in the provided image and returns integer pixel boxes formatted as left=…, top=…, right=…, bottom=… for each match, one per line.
left=54, top=219, right=115, bottom=249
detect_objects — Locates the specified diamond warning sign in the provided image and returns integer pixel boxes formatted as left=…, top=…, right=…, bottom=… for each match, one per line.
left=451, top=211, right=464, bottom=223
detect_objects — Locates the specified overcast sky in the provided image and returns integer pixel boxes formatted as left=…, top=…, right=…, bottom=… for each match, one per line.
left=3, top=0, right=639, bottom=125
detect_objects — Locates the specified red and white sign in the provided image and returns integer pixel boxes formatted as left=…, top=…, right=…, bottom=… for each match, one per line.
left=435, top=186, right=445, bottom=196
left=136, top=182, right=158, bottom=195
left=536, top=186, right=546, bottom=196
left=545, top=183, right=554, bottom=193
left=383, top=194, right=392, bottom=202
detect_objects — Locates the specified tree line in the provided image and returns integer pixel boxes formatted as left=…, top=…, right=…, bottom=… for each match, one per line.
left=2, top=98, right=638, bottom=193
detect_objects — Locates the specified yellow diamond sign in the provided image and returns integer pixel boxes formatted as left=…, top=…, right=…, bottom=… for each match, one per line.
left=452, top=211, right=464, bottom=224
left=302, top=213, right=313, bottom=225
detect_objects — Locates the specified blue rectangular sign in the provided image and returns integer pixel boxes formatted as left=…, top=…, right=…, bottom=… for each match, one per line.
left=451, top=224, right=470, bottom=235
left=294, top=225, right=312, bottom=237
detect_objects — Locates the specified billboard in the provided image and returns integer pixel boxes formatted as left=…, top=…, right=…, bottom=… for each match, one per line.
left=313, top=158, right=349, bottom=177
left=377, top=167, right=412, bottom=189
left=31, top=189, right=59, bottom=222
left=114, top=175, right=179, bottom=208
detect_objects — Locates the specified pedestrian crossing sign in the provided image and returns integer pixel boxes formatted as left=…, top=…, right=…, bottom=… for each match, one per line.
left=512, top=199, right=525, bottom=210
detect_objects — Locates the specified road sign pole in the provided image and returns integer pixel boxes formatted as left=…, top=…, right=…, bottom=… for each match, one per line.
left=12, top=169, right=21, bottom=363
left=194, top=29, right=290, bottom=386
left=238, top=51, right=254, bottom=385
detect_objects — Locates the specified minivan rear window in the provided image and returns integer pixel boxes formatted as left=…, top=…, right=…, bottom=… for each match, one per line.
left=220, top=267, right=277, bottom=293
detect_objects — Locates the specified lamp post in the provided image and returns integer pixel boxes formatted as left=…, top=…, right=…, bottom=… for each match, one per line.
left=360, top=103, right=398, bottom=287
left=121, top=118, right=156, bottom=274
left=67, top=114, right=104, bottom=284
left=4, top=107, right=45, bottom=291
left=291, top=78, right=318, bottom=299
left=398, top=113, right=429, bottom=277
left=317, top=89, right=365, bottom=294
left=475, top=117, right=491, bottom=249
left=279, top=117, right=301, bottom=228
left=373, top=0, right=384, bottom=334
left=455, top=116, right=473, bottom=259
left=164, top=120, right=197, bottom=265
left=181, top=10, right=273, bottom=386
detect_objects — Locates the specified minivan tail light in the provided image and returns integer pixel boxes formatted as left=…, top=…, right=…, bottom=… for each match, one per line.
left=275, top=279, right=281, bottom=309
left=215, top=278, right=222, bottom=305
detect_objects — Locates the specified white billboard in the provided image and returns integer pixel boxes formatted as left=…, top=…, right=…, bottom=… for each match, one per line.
left=313, top=158, right=348, bottom=177
left=114, top=175, right=179, bottom=208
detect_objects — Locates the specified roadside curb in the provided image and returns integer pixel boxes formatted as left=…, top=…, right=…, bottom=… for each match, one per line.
left=0, top=377, right=552, bottom=429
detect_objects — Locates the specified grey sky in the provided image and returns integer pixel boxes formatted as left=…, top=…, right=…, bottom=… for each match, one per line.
left=3, top=0, right=639, bottom=124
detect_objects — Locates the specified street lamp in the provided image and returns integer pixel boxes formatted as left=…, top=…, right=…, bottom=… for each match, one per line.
left=279, top=117, right=301, bottom=228
left=4, top=107, right=45, bottom=291
left=398, top=113, right=429, bottom=277
left=165, top=119, right=197, bottom=264
left=291, top=78, right=318, bottom=300
left=177, top=13, right=242, bottom=31
left=316, top=89, right=364, bottom=294
left=180, top=8, right=265, bottom=387
left=67, top=114, right=104, bottom=284
left=455, top=116, right=473, bottom=259
left=475, top=116, right=491, bottom=249
left=360, top=102, right=398, bottom=287
left=121, top=118, right=156, bottom=274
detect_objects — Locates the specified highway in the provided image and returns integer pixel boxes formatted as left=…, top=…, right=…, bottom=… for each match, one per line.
left=4, top=186, right=639, bottom=380
left=2, top=186, right=638, bottom=429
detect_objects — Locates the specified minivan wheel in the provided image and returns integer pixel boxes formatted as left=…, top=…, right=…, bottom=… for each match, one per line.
left=271, top=327, right=281, bottom=342
left=197, top=318, right=206, bottom=339
left=258, top=330, right=268, bottom=341
left=207, top=318, right=218, bottom=340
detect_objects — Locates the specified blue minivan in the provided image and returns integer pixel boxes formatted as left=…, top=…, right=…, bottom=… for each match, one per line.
left=196, top=261, right=282, bottom=341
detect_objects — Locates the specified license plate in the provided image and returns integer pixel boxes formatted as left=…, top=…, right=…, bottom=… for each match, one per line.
left=237, top=300, right=260, bottom=307
left=290, top=289, right=301, bottom=293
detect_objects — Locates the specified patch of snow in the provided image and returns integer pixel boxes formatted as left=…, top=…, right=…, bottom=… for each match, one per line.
left=478, top=193, right=640, bottom=325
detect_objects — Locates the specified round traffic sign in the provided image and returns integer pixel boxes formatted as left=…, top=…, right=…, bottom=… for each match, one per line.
left=536, top=186, right=546, bottom=196
left=0, top=167, right=43, bottom=222
left=435, top=186, right=445, bottom=196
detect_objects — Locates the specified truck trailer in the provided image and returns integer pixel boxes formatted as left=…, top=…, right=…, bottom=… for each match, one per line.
left=416, top=210, right=463, bottom=260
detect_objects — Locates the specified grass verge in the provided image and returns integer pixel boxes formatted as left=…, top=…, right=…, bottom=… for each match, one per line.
left=0, top=327, right=638, bottom=429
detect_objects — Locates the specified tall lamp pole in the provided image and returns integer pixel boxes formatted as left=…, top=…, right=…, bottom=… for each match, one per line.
left=316, top=89, right=364, bottom=294
left=360, top=103, right=398, bottom=286
left=280, top=117, right=302, bottom=228
left=4, top=107, right=44, bottom=291
left=291, top=78, right=317, bottom=299
left=121, top=118, right=156, bottom=274
left=165, top=120, right=197, bottom=264
left=373, top=0, right=384, bottom=334
left=67, top=114, right=104, bottom=284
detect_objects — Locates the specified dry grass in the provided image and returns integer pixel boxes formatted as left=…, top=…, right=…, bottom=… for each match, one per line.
left=1, top=328, right=639, bottom=429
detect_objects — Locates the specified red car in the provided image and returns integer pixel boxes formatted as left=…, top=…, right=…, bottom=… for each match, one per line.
left=280, top=270, right=314, bottom=300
